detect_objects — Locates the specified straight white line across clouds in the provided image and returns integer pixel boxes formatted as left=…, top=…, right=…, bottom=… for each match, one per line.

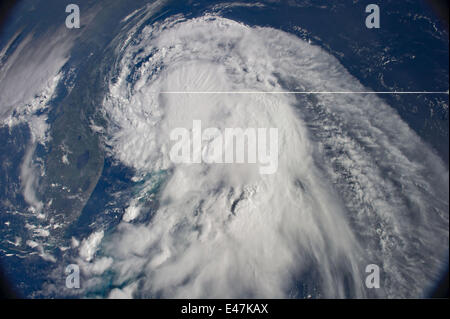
left=159, top=91, right=449, bottom=94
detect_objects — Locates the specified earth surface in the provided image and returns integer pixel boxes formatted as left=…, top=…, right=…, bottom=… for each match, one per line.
left=0, top=0, right=448, bottom=298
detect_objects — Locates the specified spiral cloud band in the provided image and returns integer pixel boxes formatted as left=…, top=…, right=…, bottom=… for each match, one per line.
left=69, top=11, right=450, bottom=299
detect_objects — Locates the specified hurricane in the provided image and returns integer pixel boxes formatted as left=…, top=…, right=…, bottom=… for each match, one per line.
left=0, top=0, right=448, bottom=299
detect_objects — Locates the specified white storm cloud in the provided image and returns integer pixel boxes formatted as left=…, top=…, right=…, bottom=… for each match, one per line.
left=80, top=14, right=448, bottom=298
